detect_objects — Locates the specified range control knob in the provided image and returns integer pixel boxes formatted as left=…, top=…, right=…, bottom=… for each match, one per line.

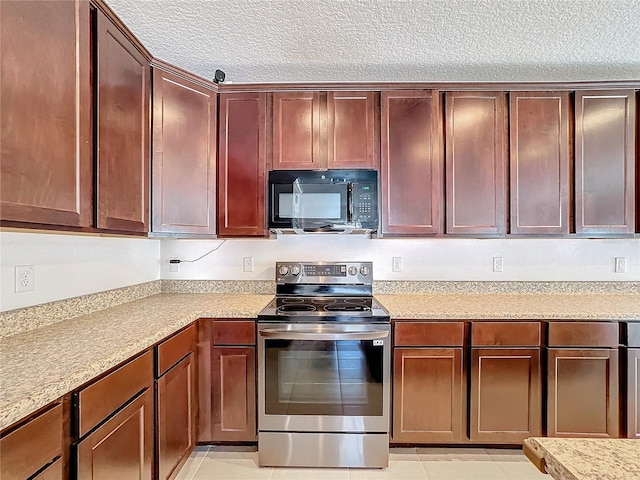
left=360, top=265, right=370, bottom=276
left=348, top=266, right=358, bottom=276
left=290, top=266, right=301, bottom=276
left=279, top=265, right=289, bottom=276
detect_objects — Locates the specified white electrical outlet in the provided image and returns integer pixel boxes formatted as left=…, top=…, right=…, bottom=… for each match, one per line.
left=243, top=257, right=254, bottom=272
left=493, top=257, right=503, bottom=273
left=392, top=257, right=403, bottom=272
left=615, top=257, right=626, bottom=273
left=169, top=258, right=180, bottom=273
left=15, top=265, right=34, bottom=292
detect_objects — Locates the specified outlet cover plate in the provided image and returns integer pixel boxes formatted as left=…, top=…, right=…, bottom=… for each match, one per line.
left=243, top=257, right=254, bottom=272
left=15, top=265, right=34, bottom=292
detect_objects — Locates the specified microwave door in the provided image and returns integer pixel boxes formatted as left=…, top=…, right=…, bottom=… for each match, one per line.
left=291, top=179, right=303, bottom=229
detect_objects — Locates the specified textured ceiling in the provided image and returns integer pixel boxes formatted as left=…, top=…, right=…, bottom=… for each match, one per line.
left=105, top=0, right=640, bottom=84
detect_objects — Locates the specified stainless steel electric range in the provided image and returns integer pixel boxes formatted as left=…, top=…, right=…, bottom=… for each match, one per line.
left=257, top=261, right=390, bottom=469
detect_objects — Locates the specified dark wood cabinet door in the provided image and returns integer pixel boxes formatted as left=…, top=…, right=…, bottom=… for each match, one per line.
left=212, top=347, right=256, bottom=441
left=157, top=353, right=196, bottom=480
left=32, top=458, right=63, bottom=480
left=327, top=91, right=377, bottom=169
left=575, top=90, right=636, bottom=235
left=445, top=92, right=507, bottom=235
left=509, top=92, right=570, bottom=235
left=152, top=69, right=216, bottom=235
left=392, top=348, right=466, bottom=443
left=0, top=0, right=92, bottom=227
left=470, top=348, right=541, bottom=443
left=96, top=10, right=150, bottom=233
left=77, top=389, right=153, bottom=480
left=0, top=403, right=63, bottom=480
left=218, top=92, right=267, bottom=236
left=272, top=92, right=321, bottom=170
left=547, top=348, right=619, bottom=438
left=627, top=348, right=640, bottom=439
left=380, top=91, right=443, bottom=235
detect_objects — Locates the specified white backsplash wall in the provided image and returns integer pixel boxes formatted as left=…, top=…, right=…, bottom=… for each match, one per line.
left=161, top=236, right=640, bottom=282
left=0, top=231, right=161, bottom=312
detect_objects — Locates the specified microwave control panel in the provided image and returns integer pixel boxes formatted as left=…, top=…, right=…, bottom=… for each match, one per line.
left=351, top=183, right=377, bottom=228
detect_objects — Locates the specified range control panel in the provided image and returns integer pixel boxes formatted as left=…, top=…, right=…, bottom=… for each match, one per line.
left=275, top=261, right=373, bottom=285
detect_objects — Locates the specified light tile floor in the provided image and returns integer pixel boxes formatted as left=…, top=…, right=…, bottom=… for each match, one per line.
left=176, top=446, right=550, bottom=480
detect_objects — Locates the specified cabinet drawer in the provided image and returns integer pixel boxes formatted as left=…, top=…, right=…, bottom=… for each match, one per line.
left=1, top=403, right=63, bottom=480
left=394, top=322, right=464, bottom=347
left=157, top=324, right=196, bottom=377
left=212, top=320, right=255, bottom=345
left=627, top=323, right=640, bottom=348
left=77, top=350, right=153, bottom=437
left=472, top=322, right=541, bottom=347
left=548, top=322, right=618, bottom=348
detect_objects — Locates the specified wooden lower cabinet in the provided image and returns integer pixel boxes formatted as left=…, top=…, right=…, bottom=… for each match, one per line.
left=0, top=402, right=64, bottom=480
left=157, top=354, right=196, bottom=480
left=75, top=351, right=154, bottom=479
left=392, top=347, right=466, bottom=443
left=547, top=348, right=619, bottom=438
left=76, top=389, right=153, bottom=479
left=32, top=458, right=63, bottom=480
left=470, top=348, right=541, bottom=443
left=627, top=348, right=640, bottom=438
left=212, top=346, right=256, bottom=442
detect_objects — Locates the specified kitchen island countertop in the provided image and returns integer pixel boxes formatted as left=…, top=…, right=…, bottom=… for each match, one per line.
left=1, top=290, right=639, bottom=431
left=524, top=437, right=640, bottom=480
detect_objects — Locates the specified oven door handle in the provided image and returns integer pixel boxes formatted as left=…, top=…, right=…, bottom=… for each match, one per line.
left=258, top=328, right=389, bottom=341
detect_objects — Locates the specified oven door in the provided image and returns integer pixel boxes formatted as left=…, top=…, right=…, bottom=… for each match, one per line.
left=258, top=323, right=390, bottom=433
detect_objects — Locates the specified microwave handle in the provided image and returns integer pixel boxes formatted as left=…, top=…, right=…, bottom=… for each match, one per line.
left=258, top=328, right=389, bottom=341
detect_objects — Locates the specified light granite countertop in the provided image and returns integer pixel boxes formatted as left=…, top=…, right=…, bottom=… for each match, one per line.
left=0, top=293, right=272, bottom=431
left=1, top=289, right=639, bottom=431
left=376, top=293, right=640, bottom=320
left=524, top=437, right=640, bottom=479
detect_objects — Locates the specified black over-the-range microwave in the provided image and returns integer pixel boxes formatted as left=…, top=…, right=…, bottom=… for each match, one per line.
left=268, top=169, right=379, bottom=233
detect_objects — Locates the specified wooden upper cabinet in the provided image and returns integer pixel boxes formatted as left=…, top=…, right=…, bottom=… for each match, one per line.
left=380, top=90, right=443, bottom=235
left=152, top=68, right=217, bottom=235
left=327, top=91, right=377, bottom=169
left=445, top=92, right=508, bottom=235
left=509, top=92, right=570, bottom=235
left=0, top=0, right=92, bottom=227
left=575, top=90, right=636, bottom=235
left=95, top=9, right=150, bottom=233
left=272, top=92, right=321, bottom=169
left=271, top=91, right=376, bottom=170
left=218, top=92, right=267, bottom=236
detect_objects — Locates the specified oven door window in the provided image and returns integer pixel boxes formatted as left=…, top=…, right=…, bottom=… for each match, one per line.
left=264, top=339, right=383, bottom=416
